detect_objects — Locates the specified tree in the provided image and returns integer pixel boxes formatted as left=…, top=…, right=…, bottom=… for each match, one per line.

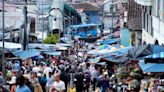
left=44, top=34, right=59, bottom=44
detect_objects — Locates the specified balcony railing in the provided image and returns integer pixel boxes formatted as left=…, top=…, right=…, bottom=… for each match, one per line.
left=135, top=0, right=152, bottom=6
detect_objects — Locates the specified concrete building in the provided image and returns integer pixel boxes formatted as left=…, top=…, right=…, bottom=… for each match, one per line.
left=102, top=0, right=119, bottom=32
left=0, top=2, right=39, bottom=43
left=136, top=0, right=164, bottom=45
left=49, top=0, right=81, bottom=37
left=71, top=3, right=100, bottom=24
left=127, top=0, right=142, bottom=46
left=116, top=0, right=144, bottom=46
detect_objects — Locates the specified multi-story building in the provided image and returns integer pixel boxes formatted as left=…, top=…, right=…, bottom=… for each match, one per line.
left=103, top=0, right=119, bottom=32
left=116, top=0, right=142, bottom=46
left=136, top=0, right=164, bottom=45
left=0, top=1, right=39, bottom=43
left=127, top=0, right=142, bottom=46
left=71, top=3, right=100, bottom=24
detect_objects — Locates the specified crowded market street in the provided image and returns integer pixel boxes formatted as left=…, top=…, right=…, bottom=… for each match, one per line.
left=0, top=0, right=164, bottom=92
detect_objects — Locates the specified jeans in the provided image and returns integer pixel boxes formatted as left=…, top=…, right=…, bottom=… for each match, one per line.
left=92, top=78, right=97, bottom=91
left=100, top=87, right=108, bottom=92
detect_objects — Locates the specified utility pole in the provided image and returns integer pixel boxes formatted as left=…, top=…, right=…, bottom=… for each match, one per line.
left=111, top=0, right=114, bottom=34
left=23, top=0, right=28, bottom=50
left=2, top=0, right=5, bottom=78
left=42, top=0, right=44, bottom=46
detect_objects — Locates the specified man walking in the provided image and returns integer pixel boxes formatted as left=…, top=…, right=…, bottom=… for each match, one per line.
left=50, top=73, right=65, bottom=92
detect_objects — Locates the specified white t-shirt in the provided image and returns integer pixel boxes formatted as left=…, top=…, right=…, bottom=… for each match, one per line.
left=32, top=66, right=41, bottom=73
left=53, top=81, right=65, bottom=92
left=43, top=67, right=52, bottom=77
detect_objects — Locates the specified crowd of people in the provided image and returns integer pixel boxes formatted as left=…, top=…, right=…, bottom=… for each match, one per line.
left=0, top=39, right=111, bottom=92
left=0, top=39, right=164, bottom=92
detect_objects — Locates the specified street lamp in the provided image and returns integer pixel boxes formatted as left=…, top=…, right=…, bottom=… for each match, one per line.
left=49, top=8, right=64, bottom=44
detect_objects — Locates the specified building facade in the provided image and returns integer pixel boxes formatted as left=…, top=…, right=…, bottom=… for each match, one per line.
left=71, top=3, right=100, bottom=24
left=0, top=2, right=39, bottom=43
left=127, top=0, right=142, bottom=46
left=136, top=0, right=164, bottom=45
left=103, top=0, right=119, bottom=32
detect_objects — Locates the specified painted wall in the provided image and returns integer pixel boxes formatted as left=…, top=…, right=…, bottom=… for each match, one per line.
left=120, top=28, right=131, bottom=46
left=152, top=16, right=164, bottom=45
left=142, top=29, right=154, bottom=44
left=85, top=11, right=100, bottom=24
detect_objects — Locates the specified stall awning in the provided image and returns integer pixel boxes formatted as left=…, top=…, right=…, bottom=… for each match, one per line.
left=145, top=52, right=164, bottom=59
left=56, top=43, right=72, bottom=47
left=70, top=23, right=99, bottom=29
left=144, top=52, right=164, bottom=63
left=56, top=46, right=68, bottom=50
left=102, top=56, right=129, bottom=63
left=12, top=49, right=40, bottom=60
left=44, top=51, right=61, bottom=56
left=87, top=45, right=125, bottom=55
left=139, top=60, right=164, bottom=72
left=101, top=38, right=120, bottom=45
left=96, top=62, right=106, bottom=66
left=32, top=55, right=44, bottom=60
left=127, top=45, right=164, bottom=60
left=0, top=41, right=22, bottom=49
left=89, top=57, right=101, bottom=63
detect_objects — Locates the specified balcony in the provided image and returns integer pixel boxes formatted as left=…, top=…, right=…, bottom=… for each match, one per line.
left=135, top=0, right=152, bottom=6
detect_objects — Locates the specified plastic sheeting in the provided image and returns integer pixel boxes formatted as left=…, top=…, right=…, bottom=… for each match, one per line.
left=0, top=41, right=22, bottom=49
left=12, top=49, right=40, bottom=60
left=44, top=51, right=61, bottom=56
left=101, top=38, right=120, bottom=45
left=139, top=60, right=164, bottom=72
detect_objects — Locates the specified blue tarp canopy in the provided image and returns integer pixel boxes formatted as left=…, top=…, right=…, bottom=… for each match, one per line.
left=109, top=46, right=132, bottom=56
left=28, top=43, right=55, bottom=50
left=101, top=38, right=120, bottom=45
left=127, top=45, right=164, bottom=60
left=12, top=49, right=40, bottom=60
left=145, top=52, right=164, bottom=59
left=0, top=41, right=22, bottom=49
left=96, top=62, right=106, bottom=66
left=44, top=51, right=61, bottom=56
left=89, top=57, right=101, bottom=63
left=139, top=60, right=164, bottom=72
left=103, top=56, right=129, bottom=63
left=70, top=23, right=99, bottom=29
left=32, top=55, right=44, bottom=60
left=101, top=47, right=131, bottom=63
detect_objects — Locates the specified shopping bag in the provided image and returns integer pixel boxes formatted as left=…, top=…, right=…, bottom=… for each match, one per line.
left=68, top=87, right=76, bottom=92
left=95, top=87, right=100, bottom=92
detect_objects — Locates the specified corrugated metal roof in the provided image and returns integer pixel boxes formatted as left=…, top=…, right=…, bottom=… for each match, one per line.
left=71, top=3, right=100, bottom=12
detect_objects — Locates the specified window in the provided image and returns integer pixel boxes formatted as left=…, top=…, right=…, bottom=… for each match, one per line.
left=142, top=11, right=145, bottom=29
left=148, top=15, right=152, bottom=35
left=153, top=0, right=160, bottom=17
left=145, top=13, right=148, bottom=32
left=147, top=13, right=149, bottom=32
left=161, top=0, right=164, bottom=22
left=159, top=0, right=164, bottom=21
